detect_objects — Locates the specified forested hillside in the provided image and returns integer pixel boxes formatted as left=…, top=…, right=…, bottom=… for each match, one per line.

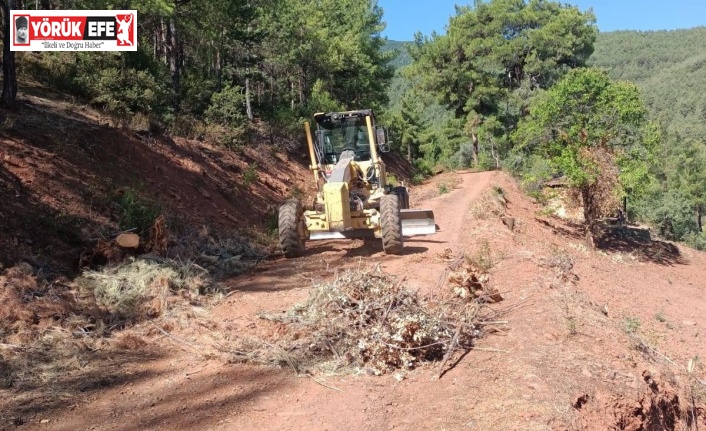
left=588, top=27, right=706, bottom=140
left=383, top=6, right=705, bottom=250
left=381, top=40, right=412, bottom=70
left=10, top=0, right=394, bottom=139
left=587, top=27, right=706, bottom=248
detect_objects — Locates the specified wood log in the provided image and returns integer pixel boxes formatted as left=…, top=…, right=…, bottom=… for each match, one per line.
left=116, top=233, right=140, bottom=248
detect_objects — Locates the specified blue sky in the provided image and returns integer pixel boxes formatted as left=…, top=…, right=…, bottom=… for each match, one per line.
left=379, top=0, right=706, bottom=41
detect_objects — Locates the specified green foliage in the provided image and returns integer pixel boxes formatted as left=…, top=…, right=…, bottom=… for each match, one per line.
left=513, top=154, right=553, bottom=193
left=588, top=28, right=706, bottom=242
left=623, top=316, right=641, bottom=334
left=410, top=173, right=426, bottom=186
left=387, top=174, right=399, bottom=187
left=88, top=67, right=173, bottom=125
left=685, top=233, right=706, bottom=251
left=114, top=188, right=161, bottom=236
left=514, top=68, right=655, bottom=223
left=635, top=188, right=698, bottom=241
left=438, top=182, right=449, bottom=195
left=20, top=0, right=393, bottom=138
left=242, top=164, right=259, bottom=187
left=205, top=85, right=246, bottom=127
left=388, top=0, right=597, bottom=169
left=588, top=27, right=706, bottom=141
left=265, top=210, right=279, bottom=237
left=306, top=80, right=343, bottom=114
left=382, top=40, right=413, bottom=69
left=21, top=51, right=174, bottom=125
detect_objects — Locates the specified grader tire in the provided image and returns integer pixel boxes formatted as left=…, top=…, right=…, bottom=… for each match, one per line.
left=381, top=194, right=404, bottom=255
left=279, top=199, right=305, bottom=258
left=392, top=186, right=410, bottom=209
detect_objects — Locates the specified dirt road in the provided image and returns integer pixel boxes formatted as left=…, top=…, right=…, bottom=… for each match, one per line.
left=25, top=170, right=706, bottom=431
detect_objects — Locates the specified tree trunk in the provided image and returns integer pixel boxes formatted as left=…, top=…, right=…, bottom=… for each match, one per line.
left=581, top=185, right=596, bottom=248
left=215, top=47, right=222, bottom=92
left=166, top=15, right=180, bottom=111
left=407, top=142, right=412, bottom=162
left=471, top=132, right=479, bottom=168
left=245, top=77, right=253, bottom=121
left=290, top=81, right=295, bottom=109
left=698, top=204, right=703, bottom=233
left=298, top=74, right=304, bottom=106
left=1, top=0, right=17, bottom=110
left=490, top=141, right=500, bottom=170
left=581, top=185, right=594, bottom=225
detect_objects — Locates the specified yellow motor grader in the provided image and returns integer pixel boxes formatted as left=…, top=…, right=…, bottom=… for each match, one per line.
left=278, top=109, right=436, bottom=257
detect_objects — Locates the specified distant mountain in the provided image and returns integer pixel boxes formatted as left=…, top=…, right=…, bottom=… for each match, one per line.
left=386, top=28, right=706, bottom=141
left=383, top=40, right=413, bottom=69
left=588, top=27, right=706, bottom=139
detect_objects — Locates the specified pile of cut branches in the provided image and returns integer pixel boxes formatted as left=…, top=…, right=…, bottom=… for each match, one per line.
left=230, top=265, right=493, bottom=376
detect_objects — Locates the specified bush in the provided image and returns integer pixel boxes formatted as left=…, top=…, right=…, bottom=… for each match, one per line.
left=476, top=149, right=497, bottom=171
left=114, top=188, right=161, bottom=236
left=19, top=52, right=85, bottom=97
left=516, top=154, right=553, bottom=191
left=22, top=51, right=174, bottom=126
left=242, top=163, right=259, bottom=187
left=180, top=74, right=218, bottom=116
left=410, top=173, right=426, bottom=185
left=457, top=141, right=475, bottom=168
left=87, top=67, right=174, bottom=125
left=636, top=190, right=698, bottom=241
left=205, top=85, right=246, bottom=127
left=685, top=232, right=706, bottom=251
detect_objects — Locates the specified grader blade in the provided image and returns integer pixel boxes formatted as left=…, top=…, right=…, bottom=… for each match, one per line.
left=400, top=209, right=436, bottom=237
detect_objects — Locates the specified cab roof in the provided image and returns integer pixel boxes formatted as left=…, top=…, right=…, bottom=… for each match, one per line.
left=313, top=109, right=375, bottom=125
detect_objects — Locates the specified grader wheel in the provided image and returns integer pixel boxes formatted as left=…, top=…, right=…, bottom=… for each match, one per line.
left=392, top=186, right=410, bottom=209
left=279, top=199, right=305, bottom=258
left=380, top=193, right=403, bottom=255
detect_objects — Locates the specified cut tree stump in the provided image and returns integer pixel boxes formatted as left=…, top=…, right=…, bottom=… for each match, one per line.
left=115, top=233, right=140, bottom=248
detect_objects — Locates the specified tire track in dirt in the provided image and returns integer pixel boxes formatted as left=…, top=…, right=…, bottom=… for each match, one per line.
left=36, top=169, right=706, bottom=431
left=380, top=171, right=497, bottom=292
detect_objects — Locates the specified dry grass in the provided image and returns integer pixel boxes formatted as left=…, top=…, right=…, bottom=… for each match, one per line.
left=227, top=265, right=497, bottom=376
left=78, top=258, right=207, bottom=324
left=469, top=186, right=507, bottom=220
left=0, top=229, right=265, bottom=400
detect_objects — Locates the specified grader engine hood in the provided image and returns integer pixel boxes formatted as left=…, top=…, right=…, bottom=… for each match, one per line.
left=324, top=150, right=357, bottom=231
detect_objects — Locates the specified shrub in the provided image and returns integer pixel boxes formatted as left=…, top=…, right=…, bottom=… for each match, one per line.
left=114, top=188, right=161, bottom=236
left=242, top=163, right=259, bottom=187
left=410, top=173, right=426, bottom=185
left=205, top=85, right=246, bottom=127
left=685, top=232, right=706, bottom=251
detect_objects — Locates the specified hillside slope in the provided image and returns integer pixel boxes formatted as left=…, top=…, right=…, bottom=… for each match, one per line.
left=2, top=84, right=706, bottom=431
left=588, top=27, right=706, bottom=139
left=0, top=85, right=418, bottom=277
left=386, top=28, right=706, bottom=140
left=6, top=170, right=705, bottom=430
